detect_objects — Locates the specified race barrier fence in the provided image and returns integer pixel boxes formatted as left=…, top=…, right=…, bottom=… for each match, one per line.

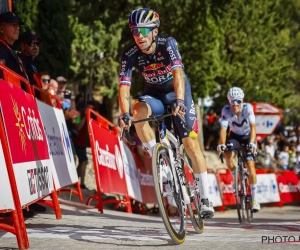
left=86, top=109, right=132, bottom=213
left=0, top=64, right=81, bottom=249
left=34, top=87, right=83, bottom=203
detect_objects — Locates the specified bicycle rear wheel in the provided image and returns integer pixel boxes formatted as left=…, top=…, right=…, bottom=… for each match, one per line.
left=235, top=166, right=244, bottom=224
left=181, top=148, right=204, bottom=234
left=152, top=143, right=186, bottom=244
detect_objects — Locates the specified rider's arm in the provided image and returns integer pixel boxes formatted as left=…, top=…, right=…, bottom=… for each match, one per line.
left=247, top=104, right=256, bottom=144
left=166, top=37, right=185, bottom=100
left=219, top=106, right=229, bottom=145
left=249, top=123, right=256, bottom=144
left=172, top=68, right=184, bottom=100
left=118, top=85, right=131, bottom=114
left=118, top=52, right=133, bottom=114
left=219, top=127, right=227, bottom=145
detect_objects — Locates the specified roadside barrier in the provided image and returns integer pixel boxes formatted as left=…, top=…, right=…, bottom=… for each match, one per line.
left=0, top=65, right=60, bottom=249
left=215, top=168, right=236, bottom=207
left=34, top=87, right=83, bottom=202
left=86, top=109, right=132, bottom=213
left=276, top=170, right=300, bottom=205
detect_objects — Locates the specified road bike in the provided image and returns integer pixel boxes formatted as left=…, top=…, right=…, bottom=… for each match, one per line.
left=220, top=147, right=254, bottom=224
left=121, top=107, right=204, bottom=244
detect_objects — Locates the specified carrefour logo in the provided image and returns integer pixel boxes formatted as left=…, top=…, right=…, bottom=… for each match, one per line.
left=61, top=123, right=72, bottom=162
left=95, top=140, right=124, bottom=179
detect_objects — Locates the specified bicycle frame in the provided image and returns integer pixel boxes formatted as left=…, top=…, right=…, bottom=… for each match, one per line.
left=158, top=122, right=191, bottom=205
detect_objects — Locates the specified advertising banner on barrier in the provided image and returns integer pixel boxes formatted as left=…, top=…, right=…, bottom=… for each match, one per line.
left=119, top=140, right=143, bottom=202
left=277, top=172, right=300, bottom=203
left=134, top=154, right=157, bottom=204
left=256, top=173, right=280, bottom=203
left=0, top=80, right=54, bottom=206
left=36, top=100, right=78, bottom=189
left=0, top=140, right=15, bottom=210
left=90, top=119, right=127, bottom=195
left=207, top=173, right=223, bottom=207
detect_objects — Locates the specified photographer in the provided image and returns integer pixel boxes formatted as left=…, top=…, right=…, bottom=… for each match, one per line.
left=62, top=90, right=79, bottom=162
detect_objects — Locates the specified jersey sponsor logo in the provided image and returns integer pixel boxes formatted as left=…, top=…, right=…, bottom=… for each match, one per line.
left=125, top=46, right=138, bottom=56
left=157, top=38, right=166, bottom=42
left=176, top=50, right=182, bottom=60
left=142, top=64, right=172, bottom=78
left=144, top=72, right=173, bottom=84
left=119, top=60, right=126, bottom=75
left=144, top=63, right=165, bottom=71
left=232, top=119, right=248, bottom=127
left=167, top=46, right=176, bottom=60
left=189, top=100, right=195, bottom=114
left=157, top=56, right=164, bottom=61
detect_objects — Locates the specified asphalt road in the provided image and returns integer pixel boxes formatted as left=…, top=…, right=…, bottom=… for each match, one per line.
left=0, top=200, right=299, bottom=250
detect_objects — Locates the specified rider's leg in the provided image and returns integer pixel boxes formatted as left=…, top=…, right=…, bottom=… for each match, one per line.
left=182, top=136, right=214, bottom=218
left=224, top=151, right=237, bottom=187
left=132, top=102, right=156, bottom=157
left=224, top=151, right=236, bottom=172
left=246, top=159, right=260, bottom=211
left=182, top=136, right=208, bottom=195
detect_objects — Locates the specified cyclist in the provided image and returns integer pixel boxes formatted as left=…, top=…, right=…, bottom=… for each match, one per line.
left=118, top=8, right=214, bottom=219
left=217, top=87, right=260, bottom=212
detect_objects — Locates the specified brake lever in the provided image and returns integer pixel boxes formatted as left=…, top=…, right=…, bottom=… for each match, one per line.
left=120, top=128, right=136, bottom=146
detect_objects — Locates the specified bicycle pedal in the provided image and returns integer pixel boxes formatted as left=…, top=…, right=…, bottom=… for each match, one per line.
left=201, top=213, right=214, bottom=220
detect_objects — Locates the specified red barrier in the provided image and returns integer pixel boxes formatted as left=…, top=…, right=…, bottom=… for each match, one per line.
left=276, top=170, right=300, bottom=204
left=216, top=168, right=236, bottom=206
left=86, top=109, right=132, bottom=213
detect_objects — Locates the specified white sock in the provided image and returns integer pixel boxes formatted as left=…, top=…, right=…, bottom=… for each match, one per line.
left=142, top=139, right=156, bottom=157
left=195, top=172, right=209, bottom=200
left=250, top=184, right=257, bottom=201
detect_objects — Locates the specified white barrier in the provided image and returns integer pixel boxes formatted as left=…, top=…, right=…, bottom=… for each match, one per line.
left=36, top=100, right=78, bottom=189
left=256, top=173, right=280, bottom=203
left=207, top=173, right=223, bottom=207
left=119, top=140, right=143, bottom=202
left=0, top=140, right=15, bottom=210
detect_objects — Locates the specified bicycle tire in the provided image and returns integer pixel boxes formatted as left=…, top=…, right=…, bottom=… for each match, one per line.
left=152, top=143, right=186, bottom=244
left=244, top=177, right=252, bottom=224
left=181, top=148, right=204, bottom=234
left=235, top=167, right=243, bottom=224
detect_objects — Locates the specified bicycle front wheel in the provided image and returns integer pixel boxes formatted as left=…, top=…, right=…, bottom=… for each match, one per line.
left=152, top=143, right=186, bottom=244
left=182, top=148, right=204, bottom=234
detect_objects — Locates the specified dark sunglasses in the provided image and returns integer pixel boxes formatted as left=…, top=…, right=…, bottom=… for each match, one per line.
left=229, top=99, right=243, bottom=105
left=28, top=41, right=40, bottom=47
left=131, top=27, right=154, bottom=37
left=42, top=78, right=50, bottom=83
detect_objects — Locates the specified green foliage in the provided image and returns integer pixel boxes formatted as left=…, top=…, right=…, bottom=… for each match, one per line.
left=12, top=0, right=300, bottom=122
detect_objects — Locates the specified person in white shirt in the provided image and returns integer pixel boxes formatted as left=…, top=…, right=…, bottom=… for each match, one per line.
left=278, top=145, right=290, bottom=170
left=265, top=137, right=276, bottom=169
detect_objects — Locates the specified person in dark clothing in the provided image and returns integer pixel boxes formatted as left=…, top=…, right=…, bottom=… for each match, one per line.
left=18, top=29, right=41, bottom=87
left=0, top=12, right=28, bottom=81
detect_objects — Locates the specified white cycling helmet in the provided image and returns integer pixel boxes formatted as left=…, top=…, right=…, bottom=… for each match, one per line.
left=227, top=87, right=244, bottom=100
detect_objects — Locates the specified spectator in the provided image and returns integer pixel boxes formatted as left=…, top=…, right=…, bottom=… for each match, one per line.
left=0, top=12, right=27, bottom=80
left=56, top=76, right=67, bottom=101
left=38, top=72, right=50, bottom=91
left=264, top=137, right=276, bottom=169
left=18, top=29, right=41, bottom=87
left=73, top=100, right=97, bottom=189
left=48, top=79, right=58, bottom=95
left=204, top=109, right=219, bottom=150
left=277, top=144, right=290, bottom=170
left=287, top=130, right=297, bottom=144
left=288, top=143, right=297, bottom=169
